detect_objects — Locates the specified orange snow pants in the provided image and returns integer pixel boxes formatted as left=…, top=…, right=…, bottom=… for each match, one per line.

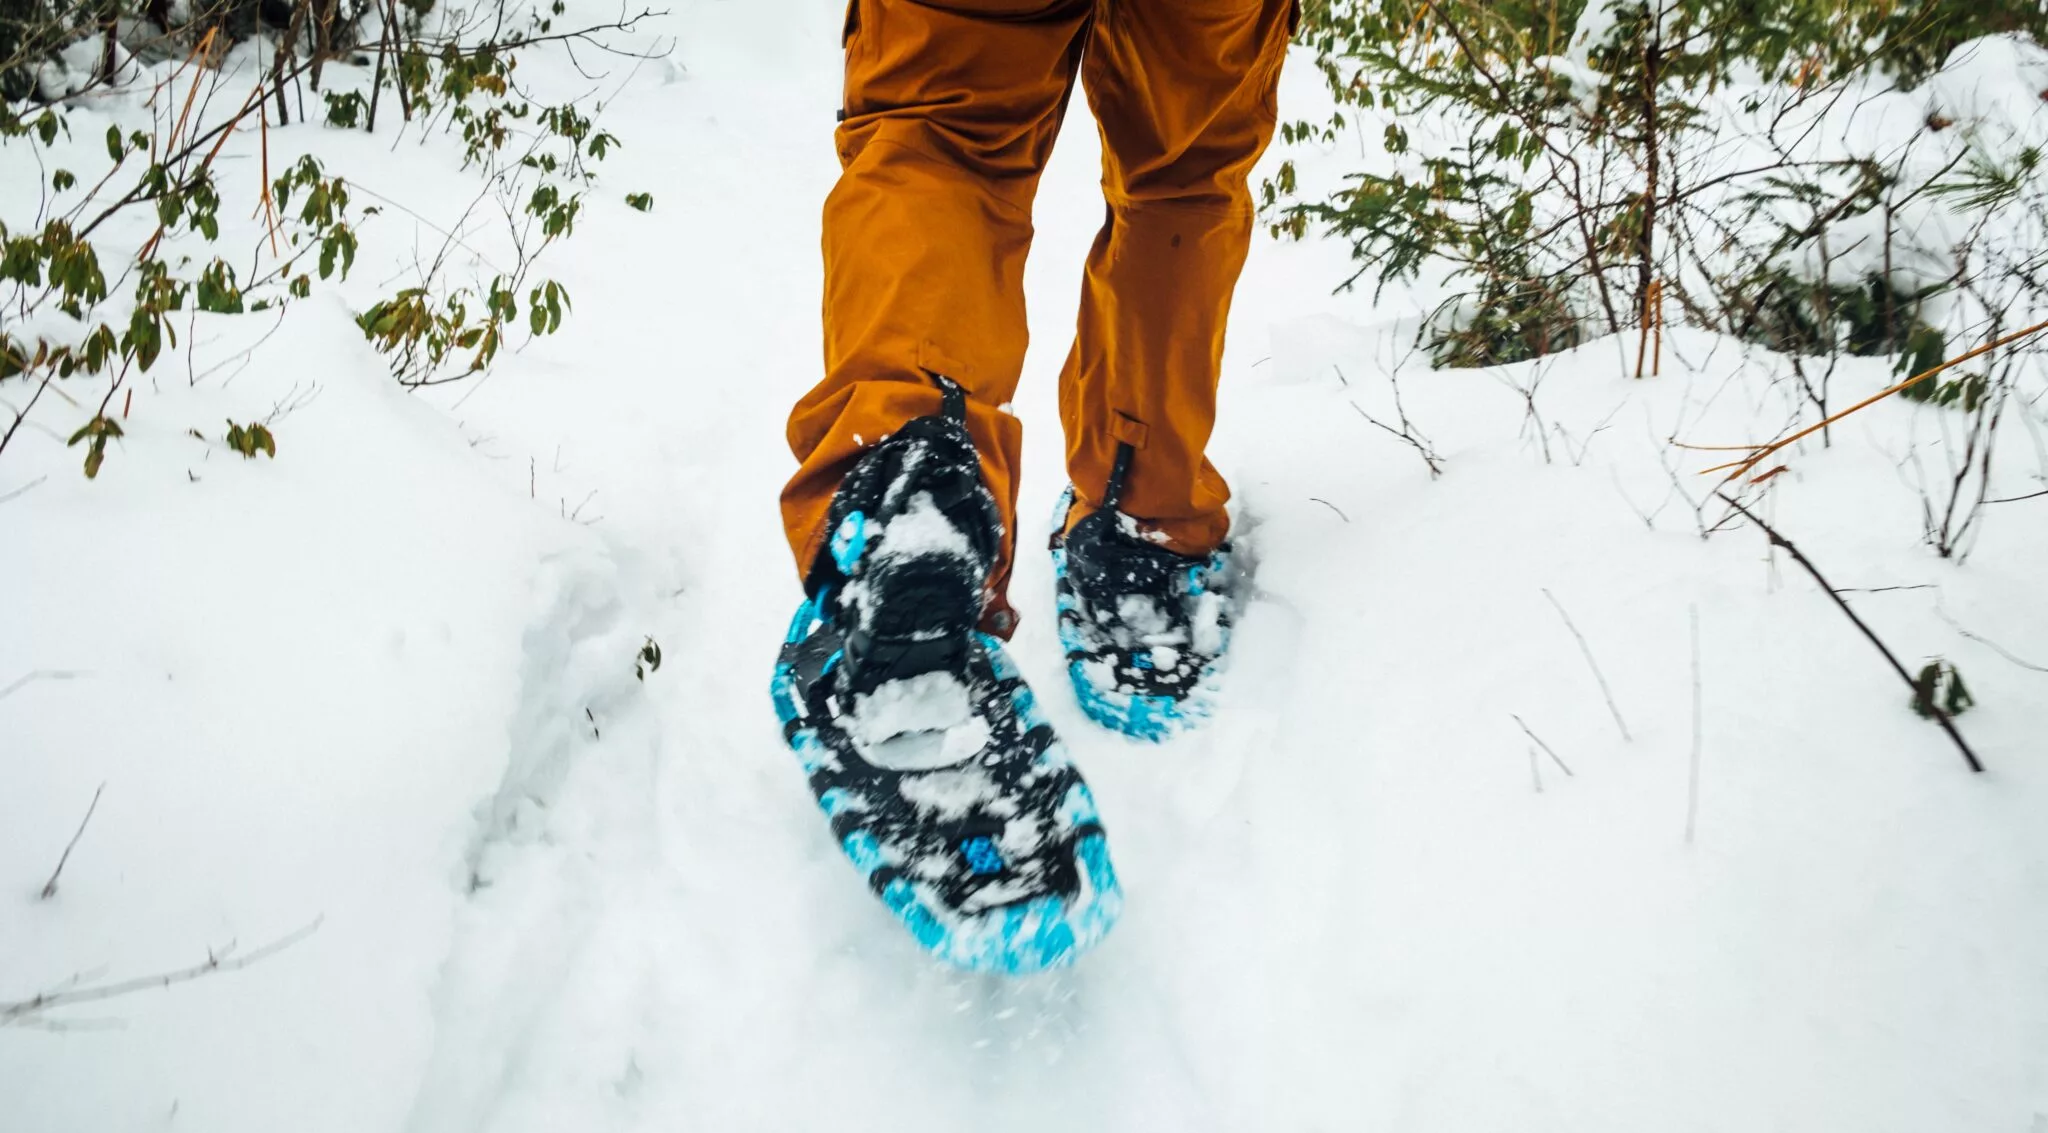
left=782, top=0, right=1295, bottom=636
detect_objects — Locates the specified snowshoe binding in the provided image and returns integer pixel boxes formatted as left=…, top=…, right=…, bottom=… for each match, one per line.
left=1050, top=449, right=1242, bottom=741
left=770, top=378, right=1122, bottom=974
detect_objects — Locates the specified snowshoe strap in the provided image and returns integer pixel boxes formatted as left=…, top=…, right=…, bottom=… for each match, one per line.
left=1101, top=441, right=1134, bottom=512
left=933, top=372, right=968, bottom=424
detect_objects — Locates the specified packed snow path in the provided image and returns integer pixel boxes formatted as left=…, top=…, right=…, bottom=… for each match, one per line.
left=5, top=3, right=2046, bottom=1131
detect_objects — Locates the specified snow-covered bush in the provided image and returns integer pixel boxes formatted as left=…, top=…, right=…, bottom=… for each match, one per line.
left=1268, top=0, right=2048, bottom=370
left=1267, top=0, right=2048, bottom=557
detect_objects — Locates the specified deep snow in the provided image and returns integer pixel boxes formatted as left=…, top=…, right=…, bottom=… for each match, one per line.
left=4, top=2, right=2046, bottom=1131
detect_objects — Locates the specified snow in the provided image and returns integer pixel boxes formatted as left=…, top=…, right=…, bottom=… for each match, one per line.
left=875, top=491, right=976, bottom=563
left=847, top=670, right=985, bottom=765
left=4, top=3, right=2047, bottom=1132
left=898, top=767, right=1002, bottom=822
left=1926, top=35, right=2048, bottom=138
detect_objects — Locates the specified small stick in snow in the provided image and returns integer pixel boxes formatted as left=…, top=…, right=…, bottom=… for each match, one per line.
left=0, top=476, right=48, bottom=507
left=1831, top=584, right=1937, bottom=595
left=1309, top=497, right=1350, bottom=523
left=1686, top=605, right=1701, bottom=845
left=1, top=917, right=324, bottom=1027
left=1528, top=746, right=1544, bottom=794
left=1985, top=488, right=2048, bottom=504
left=1541, top=588, right=1633, bottom=743
left=1686, top=316, right=2048, bottom=483
left=1513, top=715, right=1574, bottom=778
left=39, top=782, right=105, bottom=900
left=1343, top=367, right=1444, bottom=479
left=1717, top=493, right=1984, bottom=773
left=0, top=669, right=86, bottom=703
left=1936, top=607, right=2048, bottom=675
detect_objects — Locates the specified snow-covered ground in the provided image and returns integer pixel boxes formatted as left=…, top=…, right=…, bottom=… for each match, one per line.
left=5, top=3, right=2046, bottom=1131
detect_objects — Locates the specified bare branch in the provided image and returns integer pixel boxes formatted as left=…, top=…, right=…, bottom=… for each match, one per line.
left=1717, top=493, right=1983, bottom=772
left=1540, top=588, right=1633, bottom=743
left=1344, top=365, right=1444, bottom=478
left=1, top=918, right=325, bottom=1027
left=1512, top=714, right=1574, bottom=778
left=1936, top=607, right=2048, bottom=675
left=39, top=782, right=105, bottom=900
left=0, top=669, right=88, bottom=703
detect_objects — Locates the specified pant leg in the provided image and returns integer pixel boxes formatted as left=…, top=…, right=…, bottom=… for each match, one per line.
left=1057, top=0, right=1295, bottom=555
left=783, top=0, right=1093, bottom=635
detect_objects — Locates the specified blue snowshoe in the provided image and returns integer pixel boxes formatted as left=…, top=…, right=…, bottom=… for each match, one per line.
left=1050, top=459, right=1241, bottom=741
left=770, top=380, right=1121, bottom=974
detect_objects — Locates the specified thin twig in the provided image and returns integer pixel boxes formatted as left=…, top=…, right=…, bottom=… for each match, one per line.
left=1936, top=607, right=2048, bottom=675
left=2, top=917, right=324, bottom=1026
left=1512, top=715, right=1574, bottom=777
left=39, top=783, right=106, bottom=900
left=1528, top=746, right=1544, bottom=794
left=1717, top=493, right=1983, bottom=772
left=0, top=476, right=47, bottom=507
left=1686, top=317, right=2048, bottom=482
left=0, top=669, right=86, bottom=703
left=0, top=374, right=56, bottom=462
left=1541, top=588, right=1633, bottom=743
left=1344, top=366, right=1444, bottom=479
left=1308, top=497, right=1350, bottom=522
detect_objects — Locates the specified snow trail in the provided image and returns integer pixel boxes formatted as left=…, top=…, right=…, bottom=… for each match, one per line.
left=6, top=2, right=2047, bottom=1130
left=397, top=7, right=2048, bottom=1129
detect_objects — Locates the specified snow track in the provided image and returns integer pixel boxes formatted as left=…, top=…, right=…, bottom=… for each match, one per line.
left=409, top=542, right=668, bottom=1133
left=6, top=2, right=2047, bottom=1130
left=395, top=8, right=2046, bottom=1124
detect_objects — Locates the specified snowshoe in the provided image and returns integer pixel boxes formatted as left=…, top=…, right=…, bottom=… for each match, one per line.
left=770, top=379, right=1122, bottom=974
left=1050, top=467, right=1241, bottom=741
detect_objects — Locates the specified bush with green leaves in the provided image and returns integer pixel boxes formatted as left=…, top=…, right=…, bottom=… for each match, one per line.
left=1, top=0, right=658, bottom=477
left=1271, top=0, right=2048, bottom=371
left=1270, top=0, right=2048, bottom=563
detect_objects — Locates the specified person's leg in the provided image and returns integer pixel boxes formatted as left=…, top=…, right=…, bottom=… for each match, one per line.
left=783, top=0, right=1093, bottom=636
left=1057, top=0, right=1295, bottom=554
